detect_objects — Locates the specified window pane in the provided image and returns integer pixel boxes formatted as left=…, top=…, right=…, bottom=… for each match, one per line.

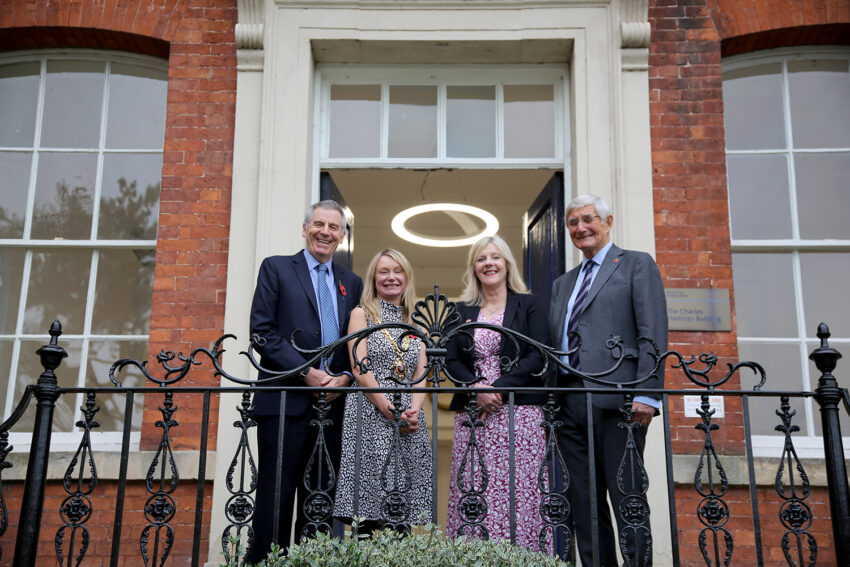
left=0, top=249, right=25, bottom=333
left=0, top=151, right=32, bottom=238
left=504, top=85, right=555, bottom=158
left=795, top=153, right=850, bottom=239
left=98, top=154, right=162, bottom=240
left=738, top=342, right=807, bottom=436
left=722, top=64, right=785, bottom=150
left=388, top=86, right=437, bottom=158
left=86, top=340, right=146, bottom=431
left=91, top=249, right=155, bottom=335
left=726, top=154, right=792, bottom=239
left=23, top=250, right=91, bottom=335
left=41, top=60, right=105, bottom=148
left=0, top=62, right=39, bottom=147
left=329, top=85, right=381, bottom=158
left=732, top=253, right=797, bottom=337
left=447, top=86, right=495, bottom=158
left=789, top=60, right=850, bottom=149
left=0, top=340, right=11, bottom=415
left=15, top=339, right=80, bottom=432
left=30, top=152, right=96, bottom=239
left=800, top=253, right=850, bottom=338
left=106, top=63, right=168, bottom=149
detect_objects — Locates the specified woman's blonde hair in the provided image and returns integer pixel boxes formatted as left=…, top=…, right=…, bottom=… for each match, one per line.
left=459, top=235, right=529, bottom=305
left=361, top=249, right=418, bottom=323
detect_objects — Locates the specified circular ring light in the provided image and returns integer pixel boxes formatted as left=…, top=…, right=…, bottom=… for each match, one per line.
left=391, top=203, right=499, bottom=247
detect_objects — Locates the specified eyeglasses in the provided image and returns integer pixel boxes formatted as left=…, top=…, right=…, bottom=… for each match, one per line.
left=567, top=214, right=601, bottom=227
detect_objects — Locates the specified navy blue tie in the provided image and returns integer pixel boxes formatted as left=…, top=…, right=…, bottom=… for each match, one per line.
left=315, top=264, right=339, bottom=346
left=567, top=260, right=595, bottom=369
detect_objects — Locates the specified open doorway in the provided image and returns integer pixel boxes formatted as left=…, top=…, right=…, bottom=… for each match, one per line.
left=322, top=168, right=562, bottom=299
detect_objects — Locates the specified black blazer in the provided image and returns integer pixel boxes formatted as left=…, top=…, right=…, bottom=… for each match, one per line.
left=249, top=251, right=363, bottom=417
left=445, top=291, right=548, bottom=410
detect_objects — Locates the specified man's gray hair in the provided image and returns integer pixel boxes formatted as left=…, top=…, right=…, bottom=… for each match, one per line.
left=567, top=194, right=612, bottom=221
left=304, top=200, right=348, bottom=233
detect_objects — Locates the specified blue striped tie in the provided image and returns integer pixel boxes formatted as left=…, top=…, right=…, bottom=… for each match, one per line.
left=567, top=260, right=595, bottom=369
left=315, top=264, right=339, bottom=347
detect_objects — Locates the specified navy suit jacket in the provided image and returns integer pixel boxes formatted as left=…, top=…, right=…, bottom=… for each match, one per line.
left=446, top=291, right=548, bottom=410
left=249, top=251, right=363, bottom=417
left=549, top=244, right=667, bottom=409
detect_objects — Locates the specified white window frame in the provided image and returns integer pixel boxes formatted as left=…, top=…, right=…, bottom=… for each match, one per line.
left=723, top=47, right=850, bottom=458
left=315, top=64, right=570, bottom=170
left=0, top=49, right=167, bottom=451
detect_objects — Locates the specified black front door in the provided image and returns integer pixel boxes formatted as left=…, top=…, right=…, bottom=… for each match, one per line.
left=522, top=172, right=565, bottom=306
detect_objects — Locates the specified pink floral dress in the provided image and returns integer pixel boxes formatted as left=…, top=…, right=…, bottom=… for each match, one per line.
left=446, top=308, right=552, bottom=553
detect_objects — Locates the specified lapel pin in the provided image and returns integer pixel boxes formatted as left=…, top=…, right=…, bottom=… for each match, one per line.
left=338, top=281, right=347, bottom=296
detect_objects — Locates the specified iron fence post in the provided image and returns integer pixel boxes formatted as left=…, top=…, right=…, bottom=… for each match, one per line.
left=13, top=321, right=66, bottom=567
left=809, top=322, right=850, bottom=564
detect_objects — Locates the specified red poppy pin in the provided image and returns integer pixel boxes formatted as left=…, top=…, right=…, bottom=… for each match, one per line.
left=339, top=281, right=347, bottom=296
left=614, top=258, right=619, bottom=263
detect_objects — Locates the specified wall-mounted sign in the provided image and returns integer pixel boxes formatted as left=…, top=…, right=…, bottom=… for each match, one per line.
left=683, top=395, right=725, bottom=418
left=665, top=288, right=731, bottom=332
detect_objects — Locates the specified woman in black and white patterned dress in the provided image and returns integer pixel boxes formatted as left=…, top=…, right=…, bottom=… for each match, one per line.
left=334, top=249, right=432, bottom=532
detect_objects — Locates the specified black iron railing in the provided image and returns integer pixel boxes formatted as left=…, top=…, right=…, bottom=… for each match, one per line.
left=0, top=288, right=848, bottom=566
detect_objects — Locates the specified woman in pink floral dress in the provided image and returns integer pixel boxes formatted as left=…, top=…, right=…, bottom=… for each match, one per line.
left=445, top=235, right=551, bottom=553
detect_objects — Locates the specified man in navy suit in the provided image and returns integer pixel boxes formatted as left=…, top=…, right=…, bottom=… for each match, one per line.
left=247, top=200, right=363, bottom=562
left=549, top=194, right=667, bottom=567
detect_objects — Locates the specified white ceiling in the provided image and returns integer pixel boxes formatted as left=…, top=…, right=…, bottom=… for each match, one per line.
left=328, top=168, right=558, bottom=298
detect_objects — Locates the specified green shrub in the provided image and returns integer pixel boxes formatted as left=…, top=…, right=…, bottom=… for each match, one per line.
left=226, top=522, right=571, bottom=567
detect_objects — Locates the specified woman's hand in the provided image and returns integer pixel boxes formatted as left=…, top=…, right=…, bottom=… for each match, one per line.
left=400, top=407, right=420, bottom=434
left=473, top=383, right=503, bottom=417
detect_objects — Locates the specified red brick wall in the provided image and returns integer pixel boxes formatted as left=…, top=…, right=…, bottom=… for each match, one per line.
left=0, top=0, right=238, bottom=452
left=0, top=480, right=214, bottom=567
left=650, top=1, right=848, bottom=564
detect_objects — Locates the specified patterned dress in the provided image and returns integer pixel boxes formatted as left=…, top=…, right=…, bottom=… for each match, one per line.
left=334, top=300, right=433, bottom=524
left=446, top=307, right=552, bottom=552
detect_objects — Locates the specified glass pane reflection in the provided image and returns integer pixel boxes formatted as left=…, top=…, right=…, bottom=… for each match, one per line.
left=389, top=86, right=437, bottom=158
left=0, top=62, right=39, bottom=147
left=15, top=339, right=81, bottom=432
left=800, top=253, right=850, bottom=338
left=0, top=340, right=10, bottom=415
left=329, top=85, right=381, bottom=158
left=23, top=250, right=91, bottom=335
left=41, top=60, right=105, bottom=149
left=92, top=249, right=155, bottom=335
left=87, top=340, right=146, bottom=431
left=732, top=253, right=797, bottom=338
left=99, top=154, right=162, bottom=240
left=738, top=342, right=807, bottom=436
left=504, top=85, right=555, bottom=158
left=789, top=60, right=850, bottom=149
left=722, top=64, right=785, bottom=150
left=31, top=152, right=97, bottom=240
left=0, top=151, right=33, bottom=238
left=0, top=249, right=25, bottom=333
left=726, top=154, right=792, bottom=239
left=106, top=63, right=168, bottom=149
left=447, top=86, right=495, bottom=158
left=795, top=153, right=850, bottom=240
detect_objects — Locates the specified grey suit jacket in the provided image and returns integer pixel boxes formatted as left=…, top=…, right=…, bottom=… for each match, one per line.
left=549, top=244, right=668, bottom=409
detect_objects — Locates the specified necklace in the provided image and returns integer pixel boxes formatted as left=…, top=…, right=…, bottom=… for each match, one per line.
left=481, top=302, right=505, bottom=318
left=374, top=310, right=412, bottom=379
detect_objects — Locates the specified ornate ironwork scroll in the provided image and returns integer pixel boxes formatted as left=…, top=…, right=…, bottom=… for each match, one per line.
left=140, top=391, right=179, bottom=567
left=380, top=390, right=413, bottom=533
left=774, top=395, right=816, bottom=566
left=538, top=394, right=570, bottom=554
left=455, top=392, right=489, bottom=539
left=616, top=394, right=652, bottom=566
left=55, top=392, right=100, bottom=567
left=222, top=391, right=257, bottom=566
left=300, top=394, right=336, bottom=540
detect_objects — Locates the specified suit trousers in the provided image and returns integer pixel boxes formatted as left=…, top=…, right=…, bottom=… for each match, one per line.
left=247, top=404, right=343, bottom=563
left=557, top=386, right=651, bottom=567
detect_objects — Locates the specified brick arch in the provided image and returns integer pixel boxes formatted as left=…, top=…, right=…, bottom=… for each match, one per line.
left=0, top=26, right=169, bottom=58
left=707, top=0, right=850, bottom=55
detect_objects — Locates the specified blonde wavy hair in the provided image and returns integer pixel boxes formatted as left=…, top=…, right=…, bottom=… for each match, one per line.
left=459, top=235, right=529, bottom=306
left=361, top=249, right=418, bottom=323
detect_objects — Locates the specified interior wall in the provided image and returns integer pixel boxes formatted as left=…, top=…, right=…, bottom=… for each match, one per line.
left=328, top=168, right=559, bottom=298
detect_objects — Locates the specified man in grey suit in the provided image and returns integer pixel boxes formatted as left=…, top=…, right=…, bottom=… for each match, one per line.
left=550, top=194, right=667, bottom=567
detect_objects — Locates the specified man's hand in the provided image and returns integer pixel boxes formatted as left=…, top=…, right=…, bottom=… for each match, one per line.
left=324, top=374, right=352, bottom=403
left=303, top=367, right=333, bottom=389
left=632, top=401, right=655, bottom=428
